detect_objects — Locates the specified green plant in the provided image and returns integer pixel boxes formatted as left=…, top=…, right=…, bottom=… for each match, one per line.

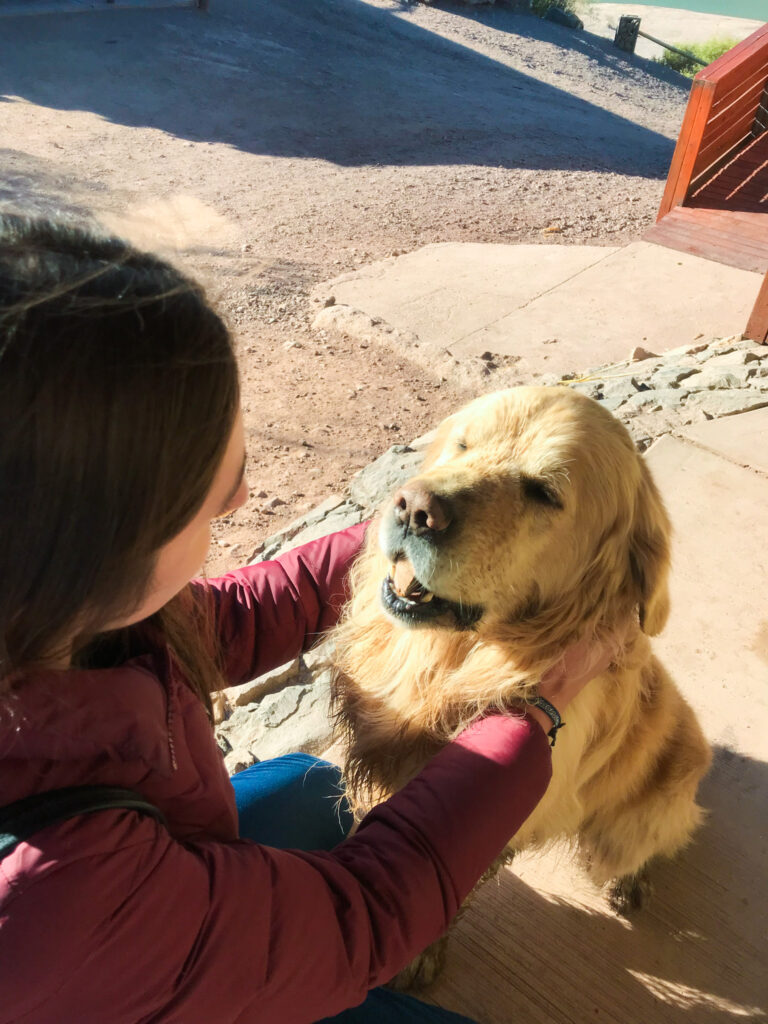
left=657, top=36, right=739, bottom=78
left=531, top=0, right=584, bottom=16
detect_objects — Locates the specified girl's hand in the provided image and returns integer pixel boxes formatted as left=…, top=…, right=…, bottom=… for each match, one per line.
left=526, top=627, right=629, bottom=736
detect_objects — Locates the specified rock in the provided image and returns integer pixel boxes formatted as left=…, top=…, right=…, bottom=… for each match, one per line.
left=217, top=671, right=336, bottom=763
left=600, top=377, right=640, bottom=403
left=312, top=304, right=418, bottom=350
left=649, top=366, right=699, bottom=389
left=684, top=392, right=768, bottom=419
left=599, top=395, right=629, bottom=413
left=265, top=496, right=286, bottom=509
left=277, top=501, right=363, bottom=552
left=630, top=346, right=659, bottom=362
left=544, top=5, right=583, bottom=29
left=569, top=380, right=603, bottom=400
left=225, top=749, right=258, bottom=775
left=348, top=444, right=424, bottom=512
left=704, top=349, right=760, bottom=368
left=303, top=638, right=336, bottom=674
left=690, top=366, right=757, bottom=390
left=224, top=657, right=301, bottom=708
left=251, top=495, right=352, bottom=563
left=621, top=390, right=663, bottom=414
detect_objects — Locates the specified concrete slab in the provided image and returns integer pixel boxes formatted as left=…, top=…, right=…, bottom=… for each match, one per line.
left=322, top=242, right=619, bottom=351
left=426, top=434, right=768, bottom=1023
left=318, top=241, right=763, bottom=378
left=452, top=242, right=762, bottom=367
left=681, top=405, right=768, bottom=477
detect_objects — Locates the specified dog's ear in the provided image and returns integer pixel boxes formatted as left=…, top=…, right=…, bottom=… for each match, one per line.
left=629, top=458, right=671, bottom=635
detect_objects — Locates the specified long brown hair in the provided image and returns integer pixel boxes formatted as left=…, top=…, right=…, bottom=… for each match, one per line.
left=0, top=214, right=240, bottom=713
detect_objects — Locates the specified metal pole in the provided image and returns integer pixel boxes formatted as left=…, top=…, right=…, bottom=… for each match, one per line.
left=612, top=20, right=708, bottom=67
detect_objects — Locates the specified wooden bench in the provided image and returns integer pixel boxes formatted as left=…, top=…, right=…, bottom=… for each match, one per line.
left=644, top=24, right=768, bottom=343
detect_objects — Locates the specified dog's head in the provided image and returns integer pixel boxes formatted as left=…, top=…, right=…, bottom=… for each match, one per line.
left=377, top=386, right=670, bottom=641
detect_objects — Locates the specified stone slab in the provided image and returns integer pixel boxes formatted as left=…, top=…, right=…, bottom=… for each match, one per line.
left=681, top=406, right=768, bottom=477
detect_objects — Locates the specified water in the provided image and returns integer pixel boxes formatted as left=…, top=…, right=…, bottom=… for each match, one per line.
left=630, top=0, right=767, bottom=20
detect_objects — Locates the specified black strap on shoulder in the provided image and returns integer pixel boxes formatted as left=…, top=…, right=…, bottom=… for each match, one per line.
left=0, top=785, right=168, bottom=859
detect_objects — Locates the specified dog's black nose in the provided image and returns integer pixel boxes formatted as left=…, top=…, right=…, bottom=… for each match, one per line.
left=393, top=486, right=451, bottom=536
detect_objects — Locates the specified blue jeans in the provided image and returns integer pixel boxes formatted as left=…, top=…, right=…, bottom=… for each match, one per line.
left=231, top=754, right=476, bottom=1024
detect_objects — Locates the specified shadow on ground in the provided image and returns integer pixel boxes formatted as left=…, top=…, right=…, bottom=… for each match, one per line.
left=428, top=743, right=768, bottom=1023
left=0, top=0, right=683, bottom=173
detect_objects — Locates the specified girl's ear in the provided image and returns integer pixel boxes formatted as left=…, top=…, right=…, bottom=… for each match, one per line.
left=630, top=458, right=672, bottom=636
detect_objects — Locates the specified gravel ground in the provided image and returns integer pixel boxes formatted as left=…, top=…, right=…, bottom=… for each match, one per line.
left=0, top=0, right=693, bottom=573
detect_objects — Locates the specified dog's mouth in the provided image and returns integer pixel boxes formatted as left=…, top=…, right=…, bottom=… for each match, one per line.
left=381, top=558, right=482, bottom=629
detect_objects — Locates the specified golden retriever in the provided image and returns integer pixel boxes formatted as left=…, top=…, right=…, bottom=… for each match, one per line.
left=331, top=386, right=711, bottom=987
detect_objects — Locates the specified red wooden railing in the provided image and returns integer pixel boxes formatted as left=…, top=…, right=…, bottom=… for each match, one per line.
left=657, top=24, right=768, bottom=220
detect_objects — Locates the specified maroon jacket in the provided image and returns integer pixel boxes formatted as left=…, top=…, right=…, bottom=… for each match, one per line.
left=0, top=524, right=552, bottom=1024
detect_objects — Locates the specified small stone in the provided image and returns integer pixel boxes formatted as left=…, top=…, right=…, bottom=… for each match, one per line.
left=224, top=749, right=257, bottom=775
left=684, top=391, right=768, bottom=419
left=323, top=295, right=336, bottom=308
left=630, top=346, right=659, bottom=362
left=649, top=366, right=700, bottom=389
left=265, top=496, right=286, bottom=509
left=480, top=351, right=495, bottom=361
left=255, top=490, right=268, bottom=499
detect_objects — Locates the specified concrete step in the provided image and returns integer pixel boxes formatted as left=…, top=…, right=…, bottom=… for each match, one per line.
left=314, top=241, right=763, bottom=379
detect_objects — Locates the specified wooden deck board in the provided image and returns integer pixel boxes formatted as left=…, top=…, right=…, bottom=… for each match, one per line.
left=643, top=206, right=768, bottom=274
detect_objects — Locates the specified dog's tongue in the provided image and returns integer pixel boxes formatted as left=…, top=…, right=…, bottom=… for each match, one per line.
left=392, top=558, right=417, bottom=598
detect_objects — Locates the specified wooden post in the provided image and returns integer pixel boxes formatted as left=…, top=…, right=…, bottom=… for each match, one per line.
left=745, top=272, right=768, bottom=344
left=615, top=15, right=641, bottom=54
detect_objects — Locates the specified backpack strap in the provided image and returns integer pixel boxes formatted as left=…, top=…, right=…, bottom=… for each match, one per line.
left=0, top=785, right=168, bottom=859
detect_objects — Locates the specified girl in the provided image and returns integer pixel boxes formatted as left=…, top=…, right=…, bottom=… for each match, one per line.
left=0, top=214, right=614, bottom=1024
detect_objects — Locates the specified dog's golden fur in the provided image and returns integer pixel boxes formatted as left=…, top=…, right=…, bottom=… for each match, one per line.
left=332, top=387, right=711, bottom=950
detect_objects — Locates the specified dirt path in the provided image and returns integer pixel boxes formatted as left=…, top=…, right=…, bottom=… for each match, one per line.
left=0, top=0, right=691, bottom=573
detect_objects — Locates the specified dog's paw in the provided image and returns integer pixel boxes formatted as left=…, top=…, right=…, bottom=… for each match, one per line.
left=388, top=937, right=449, bottom=991
left=608, top=870, right=653, bottom=916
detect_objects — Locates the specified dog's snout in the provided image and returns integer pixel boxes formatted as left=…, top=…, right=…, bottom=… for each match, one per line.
left=393, top=485, right=452, bottom=536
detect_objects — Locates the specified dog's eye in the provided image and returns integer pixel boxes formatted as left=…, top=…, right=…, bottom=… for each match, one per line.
left=522, top=477, right=563, bottom=510
left=456, top=439, right=468, bottom=452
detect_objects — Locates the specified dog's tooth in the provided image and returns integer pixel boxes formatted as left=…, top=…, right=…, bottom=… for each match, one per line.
left=420, top=592, right=434, bottom=603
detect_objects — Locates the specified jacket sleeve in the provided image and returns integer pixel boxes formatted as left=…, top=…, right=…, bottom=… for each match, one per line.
left=194, top=522, right=367, bottom=688
left=0, top=714, right=551, bottom=1024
